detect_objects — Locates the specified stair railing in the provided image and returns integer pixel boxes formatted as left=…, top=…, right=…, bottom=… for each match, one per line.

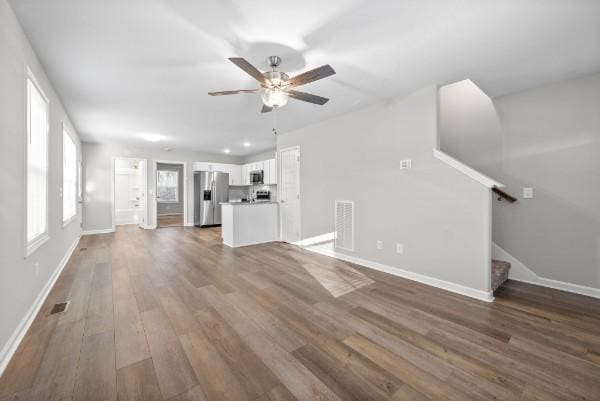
left=492, top=186, right=517, bottom=203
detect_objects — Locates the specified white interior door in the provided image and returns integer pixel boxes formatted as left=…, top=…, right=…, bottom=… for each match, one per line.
left=138, top=160, right=147, bottom=228
left=279, top=147, right=301, bottom=244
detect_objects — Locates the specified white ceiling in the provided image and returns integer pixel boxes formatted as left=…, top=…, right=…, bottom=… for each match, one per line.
left=9, top=0, right=600, bottom=156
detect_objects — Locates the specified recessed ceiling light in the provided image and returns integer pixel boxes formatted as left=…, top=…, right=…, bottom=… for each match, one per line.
left=136, top=132, right=166, bottom=142
left=243, top=142, right=251, bottom=147
left=224, top=148, right=231, bottom=154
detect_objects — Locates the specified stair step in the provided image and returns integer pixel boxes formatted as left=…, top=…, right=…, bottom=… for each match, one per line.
left=492, top=259, right=511, bottom=292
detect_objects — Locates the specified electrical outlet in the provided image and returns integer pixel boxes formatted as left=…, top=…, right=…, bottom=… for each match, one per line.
left=376, top=240, right=383, bottom=250
left=399, top=159, right=412, bottom=170
left=396, top=243, right=404, bottom=254
left=523, top=187, right=533, bottom=199
left=34, top=262, right=39, bottom=276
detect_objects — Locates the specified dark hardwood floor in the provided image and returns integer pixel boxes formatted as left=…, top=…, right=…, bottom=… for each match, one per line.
left=1, top=225, right=600, bottom=401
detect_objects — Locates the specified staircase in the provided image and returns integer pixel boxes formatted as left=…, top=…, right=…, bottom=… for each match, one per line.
left=492, top=260, right=511, bottom=291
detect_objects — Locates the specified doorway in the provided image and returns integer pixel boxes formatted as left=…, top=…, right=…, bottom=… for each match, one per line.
left=112, top=158, right=147, bottom=230
left=155, top=161, right=186, bottom=228
left=279, top=146, right=301, bottom=244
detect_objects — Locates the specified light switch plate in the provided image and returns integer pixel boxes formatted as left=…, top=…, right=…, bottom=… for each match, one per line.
left=376, top=240, right=383, bottom=250
left=400, top=159, right=412, bottom=170
left=396, top=243, right=404, bottom=254
left=523, top=187, right=533, bottom=199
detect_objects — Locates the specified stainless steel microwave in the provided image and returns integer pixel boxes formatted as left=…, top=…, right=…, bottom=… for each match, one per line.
left=250, top=170, right=263, bottom=184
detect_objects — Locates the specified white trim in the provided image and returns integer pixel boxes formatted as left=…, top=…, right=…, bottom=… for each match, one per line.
left=61, top=214, right=77, bottom=228
left=184, top=222, right=194, bottom=227
left=301, top=238, right=494, bottom=302
left=493, top=243, right=600, bottom=299
left=296, top=232, right=335, bottom=247
left=0, top=235, right=80, bottom=376
left=24, top=70, right=50, bottom=258
left=484, top=192, right=493, bottom=292
left=433, top=149, right=504, bottom=189
left=25, top=233, right=50, bottom=257
left=82, top=228, right=115, bottom=235
left=61, top=124, right=78, bottom=225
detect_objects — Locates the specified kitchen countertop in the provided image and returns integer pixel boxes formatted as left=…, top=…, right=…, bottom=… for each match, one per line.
left=220, top=201, right=278, bottom=205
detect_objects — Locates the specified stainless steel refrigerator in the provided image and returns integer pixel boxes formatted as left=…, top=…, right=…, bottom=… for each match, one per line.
left=194, top=171, right=229, bottom=227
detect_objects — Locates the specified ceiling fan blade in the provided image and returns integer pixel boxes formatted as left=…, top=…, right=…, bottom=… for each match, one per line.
left=208, top=89, right=258, bottom=96
left=229, top=58, right=267, bottom=84
left=288, top=90, right=329, bottom=105
left=261, top=104, right=273, bottom=113
left=286, top=65, right=336, bottom=87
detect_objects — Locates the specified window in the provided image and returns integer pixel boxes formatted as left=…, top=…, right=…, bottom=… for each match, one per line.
left=157, top=170, right=179, bottom=203
left=78, top=160, right=82, bottom=202
left=62, top=126, right=77, bottom=225
left=26, top=75, right=49, bottom=255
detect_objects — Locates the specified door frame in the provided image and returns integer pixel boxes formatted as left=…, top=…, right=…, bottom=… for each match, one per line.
left=278, top=146, right=301, bottom=244
left=111, top=157, right=148, bottom=231
left=153, top=160, right=188, bottom=228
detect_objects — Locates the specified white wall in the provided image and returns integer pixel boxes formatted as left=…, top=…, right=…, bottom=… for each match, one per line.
left=277, top=86, right=493, bottom=296
left=82, top=142, right=242, bottom=231
left=0, top=0, right=82, bottom=371
left=439, top=73, right=600, bottom=290
left=243, top=149, right=276, bottom=164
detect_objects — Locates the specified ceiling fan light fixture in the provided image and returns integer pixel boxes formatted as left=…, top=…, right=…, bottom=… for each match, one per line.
left=261, top=87, right=289, bottom=108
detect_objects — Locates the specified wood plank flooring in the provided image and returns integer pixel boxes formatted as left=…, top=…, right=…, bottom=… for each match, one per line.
left=157, top=214, right=184, bottom=228
left=1, top=225, right=600, bottom=401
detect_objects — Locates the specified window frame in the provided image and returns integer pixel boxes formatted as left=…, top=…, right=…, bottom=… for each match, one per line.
left=62, top=124, right=78, bottom=227
left=156, top=170, right=179, bottom=203
left=24, top=69, right=50, bottom=257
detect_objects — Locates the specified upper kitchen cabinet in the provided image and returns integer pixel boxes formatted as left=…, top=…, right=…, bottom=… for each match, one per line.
left=192, top=162, right=242, bottom=186
left=241, top=164, right=249, bottom=185
left=268, top=158, right=277, bottom=185
left=193, top=157, right=276, bottom=186
left=249, top=161, right=265, bottom=172
left=220, top=164, right=242, bottom=186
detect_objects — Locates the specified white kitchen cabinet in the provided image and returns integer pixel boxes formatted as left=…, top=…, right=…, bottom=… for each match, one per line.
left=193, top=162, right=241, bottom=185
left=251, top=161, right=265, bottom=172
left=268, top=158, right=277, bottom=184
left=193, top=162, right=210, bottom=171
left=228, top=165, right=242, bottom=186
left=241, top=164, right=249, bottom=185
left=194, top=159, right=276, bottom=186
left=264, top=162, right=271, bottom=185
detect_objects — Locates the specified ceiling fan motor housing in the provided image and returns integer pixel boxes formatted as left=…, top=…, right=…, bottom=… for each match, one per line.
left=263, top=71, right=289, bottom=88
left=267, top=55, right=281, bottom=68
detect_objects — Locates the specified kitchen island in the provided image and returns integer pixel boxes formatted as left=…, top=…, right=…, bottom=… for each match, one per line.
left=220, top=202, right=279, bottom=247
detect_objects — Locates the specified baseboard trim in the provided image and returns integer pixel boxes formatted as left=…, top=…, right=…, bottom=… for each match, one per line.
left=302, top=243, right=494, bottom=302
left=296, top=232, right=335, bottom=247
left=82, top=228, right=115, bottom=235
left=0, top=235, right=80, bottom=376
left=493, top=243, right=600, bottom=299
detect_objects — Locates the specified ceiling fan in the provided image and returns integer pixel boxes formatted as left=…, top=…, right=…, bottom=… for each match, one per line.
left=209, top=56, right=335, bottom=113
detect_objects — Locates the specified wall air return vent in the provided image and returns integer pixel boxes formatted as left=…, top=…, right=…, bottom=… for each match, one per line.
left=335, top=200, right=354, bottom=252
